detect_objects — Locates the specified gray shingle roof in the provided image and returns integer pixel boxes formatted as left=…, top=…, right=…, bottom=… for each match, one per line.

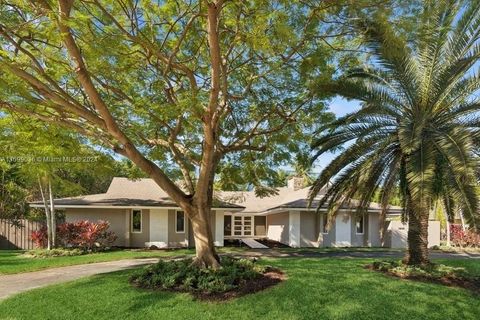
left=218, top=186, right=402, bottom=214
left=30, top=177, right=243, bottom=209
left=30, top=177, right=402, bottom=214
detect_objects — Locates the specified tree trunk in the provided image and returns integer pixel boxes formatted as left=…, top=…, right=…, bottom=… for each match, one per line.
left=459, top=210, right=466, bottom=231
left=445, top=219, right=451, bottom=247
left=188, top=206, right=220, bottom=269
left=405, top=206, right=430, bottom=266
left=48, top=179, right=56, bottom=248
left=38, top=177, right=52, bottom=250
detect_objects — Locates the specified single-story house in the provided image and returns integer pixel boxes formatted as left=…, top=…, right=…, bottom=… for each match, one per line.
left=30, top=177, right=440, bottom=248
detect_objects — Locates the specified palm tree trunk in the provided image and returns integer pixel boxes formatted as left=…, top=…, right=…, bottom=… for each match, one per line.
left=405, top=206, right=430, bottom=265
left=459, top=210, right=466, bottom=231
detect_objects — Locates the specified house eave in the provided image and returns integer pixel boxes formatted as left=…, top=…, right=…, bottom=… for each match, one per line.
left=226, top=207, right=402, bottom=216
left=29, top=204, right=244, bottom=211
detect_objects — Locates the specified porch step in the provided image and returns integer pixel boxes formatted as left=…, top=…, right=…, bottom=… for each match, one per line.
left=241, top=238, right=269, bottom=249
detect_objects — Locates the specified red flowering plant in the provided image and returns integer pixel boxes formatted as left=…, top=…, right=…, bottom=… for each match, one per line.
left=31, top=226, right=48, bottom=248
left=31, top=220, right=117, bottom=251
left=78, top=220, right=117, bottom=251
left=450, top=224, right=480, bottom=248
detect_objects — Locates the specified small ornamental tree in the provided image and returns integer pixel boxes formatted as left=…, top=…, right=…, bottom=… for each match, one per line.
left=0, top=0, right=347, bottom=267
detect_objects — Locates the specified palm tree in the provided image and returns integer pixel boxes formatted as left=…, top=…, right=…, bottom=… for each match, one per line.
left=310, top=0, right=480, bottom=266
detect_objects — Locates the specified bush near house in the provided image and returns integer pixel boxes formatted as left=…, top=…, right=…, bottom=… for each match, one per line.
left=450, top=225, right=480, bottom=248
left=31, top=226, right=48, bottom=249
left=31, top=220, right=117, bottom=252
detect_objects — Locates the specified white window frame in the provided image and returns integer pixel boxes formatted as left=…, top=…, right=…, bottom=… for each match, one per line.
left=355, top=214, right=365, bottom=235
left=322, top=214, right=328, bottom=234
left=131, top=209, right=142, bottom=233
left=175, top=210, right=185, bottom=233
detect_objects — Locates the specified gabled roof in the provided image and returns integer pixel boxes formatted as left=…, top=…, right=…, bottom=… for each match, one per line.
left=218, top=186, right=402, bottom=214
left=30, top=177, right=402, bottom=214
left=30, top=177, right=244, bottom=210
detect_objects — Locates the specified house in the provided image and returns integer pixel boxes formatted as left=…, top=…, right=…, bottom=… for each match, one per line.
left=30, top=177, right=440, bottom=248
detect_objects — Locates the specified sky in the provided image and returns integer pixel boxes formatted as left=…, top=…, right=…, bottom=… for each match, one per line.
left=310, top=97, right=361, bottom=174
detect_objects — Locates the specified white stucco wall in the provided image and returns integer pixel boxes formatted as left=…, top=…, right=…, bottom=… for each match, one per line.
left=386, top=220, right=441, bottom=248
left=146, top=209, right=169, bottom=248
left=65, top=208, right=128, bottom=247
left=266, top=212, right=290, bottom=245
left=214, top=211, right=224, bottom=246
left=334, top=213, right=352, bottom=247
left=289, top=211, right=301, bottom=248
left=368, top=213, right=382, bottom=247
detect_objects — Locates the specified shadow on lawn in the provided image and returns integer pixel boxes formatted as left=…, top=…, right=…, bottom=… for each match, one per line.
left=1, top=257, right=479, bottom=320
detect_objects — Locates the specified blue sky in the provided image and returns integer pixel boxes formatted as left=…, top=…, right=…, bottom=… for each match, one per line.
left=310, top=97, right=361, bottom=174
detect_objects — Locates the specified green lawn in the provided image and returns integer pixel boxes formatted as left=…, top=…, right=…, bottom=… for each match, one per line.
left=0, top=249, right=194, bottom=275
left=0, top=247, right=397, bottom=275
left=0, top=247, right=258, bottom=275
left=0, top=257, right=478, bottom=320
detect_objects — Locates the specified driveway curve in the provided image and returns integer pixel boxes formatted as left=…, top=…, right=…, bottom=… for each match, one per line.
left=0, top=258, right=159, bottom=301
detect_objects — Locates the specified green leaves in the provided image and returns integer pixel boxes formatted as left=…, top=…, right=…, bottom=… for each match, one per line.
left=310, top=0, right=480, bottom=230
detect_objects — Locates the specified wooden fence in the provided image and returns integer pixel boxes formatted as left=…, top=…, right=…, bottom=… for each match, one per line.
left=0, top=219, right=42, bottom=250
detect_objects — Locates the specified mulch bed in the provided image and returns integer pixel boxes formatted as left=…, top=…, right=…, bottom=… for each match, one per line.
left=131, top=267, right=286, bottom=302
left=365, top=264, right=480, bottom=295
left=195, top=267, right=286, bottom=301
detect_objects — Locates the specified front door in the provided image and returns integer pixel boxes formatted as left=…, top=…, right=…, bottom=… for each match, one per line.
left=233, top=216, right=253, bottom=237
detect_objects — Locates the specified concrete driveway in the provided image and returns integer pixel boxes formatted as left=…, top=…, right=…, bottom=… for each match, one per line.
left=0, top=258, right=158, bottom=301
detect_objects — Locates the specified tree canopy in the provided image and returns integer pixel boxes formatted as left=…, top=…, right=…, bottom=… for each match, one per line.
left=310, top=0, right=480, bottom=265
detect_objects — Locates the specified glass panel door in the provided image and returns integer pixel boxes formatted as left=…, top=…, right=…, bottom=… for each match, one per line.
left=243, top=216, right=252, bottom=236
left=233, top=216, right=242, bottom=236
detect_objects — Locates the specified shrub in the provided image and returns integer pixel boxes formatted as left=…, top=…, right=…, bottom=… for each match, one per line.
left=24, top=248, right=85, bottom=258
left=370, top=260, right=467, bottom=278
left=31, top=220, right=117, bottom=252
left=130, top=257, right=266, bottom=294
left=31, top=226, right=48, bottom=248
left=450, top=224, right=480, bottom=248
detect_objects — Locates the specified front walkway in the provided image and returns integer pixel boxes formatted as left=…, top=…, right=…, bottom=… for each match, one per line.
left=0, top=258, right=158, bottom=301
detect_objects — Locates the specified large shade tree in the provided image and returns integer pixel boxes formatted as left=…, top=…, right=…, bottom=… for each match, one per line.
left=0, top=0, right=353, bottom=267
left=310, top=0, right=480, bottom=266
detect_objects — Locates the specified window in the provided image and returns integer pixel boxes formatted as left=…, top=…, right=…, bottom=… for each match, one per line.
left=224, top=215, right=232, bottom=236
left=356, top=214, right=364, bottom=234
left=131, top=210, right=142, bottom=233
left=322, top=214, right=328, bottom=234
left=176, top=211, right=185, bottom=233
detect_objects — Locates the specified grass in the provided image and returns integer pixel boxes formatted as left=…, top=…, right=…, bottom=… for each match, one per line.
left=0, top=257, right=479, bottom=320
left=0, top=249, right=195, bottom=275
left=275, top=246, right=404, bottom=254
left=0, top=247, right=400, bottom=275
